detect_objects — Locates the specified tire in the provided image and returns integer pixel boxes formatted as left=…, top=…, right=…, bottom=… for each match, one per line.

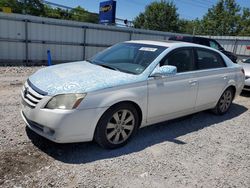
left=212, top=87, right=234, bottom=115
left=94, top=103, right=139, bottom=149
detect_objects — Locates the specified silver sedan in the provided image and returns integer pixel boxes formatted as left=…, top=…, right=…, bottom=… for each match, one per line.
left=21, top=40, right=245, bottom=149
left=239, top=58, right=250, bottom=91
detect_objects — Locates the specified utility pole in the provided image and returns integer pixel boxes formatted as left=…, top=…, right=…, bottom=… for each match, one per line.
left=192, top=26, right=196, bottom=36
left=22, top=0, right=27, bottom=14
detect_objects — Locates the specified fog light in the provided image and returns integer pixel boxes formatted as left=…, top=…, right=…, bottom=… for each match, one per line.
left=43, top=127, right=55, bottom=135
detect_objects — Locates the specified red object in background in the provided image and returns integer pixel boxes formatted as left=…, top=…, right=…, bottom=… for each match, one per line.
left=246, top=46, right=250, bottom=50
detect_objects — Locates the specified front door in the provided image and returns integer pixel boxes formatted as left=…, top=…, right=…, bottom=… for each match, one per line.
left=147, top=48, right=198, bottom=122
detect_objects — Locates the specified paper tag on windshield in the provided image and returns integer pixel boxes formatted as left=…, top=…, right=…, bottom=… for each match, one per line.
left=139, top=47, right=157, bottom=52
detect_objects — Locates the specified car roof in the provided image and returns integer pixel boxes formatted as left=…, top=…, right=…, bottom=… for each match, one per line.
left=126, top=40, right=211, bottom=49
left=125, top=40, right=236, bottom=67
left=169, top=35, right=213, bottom=40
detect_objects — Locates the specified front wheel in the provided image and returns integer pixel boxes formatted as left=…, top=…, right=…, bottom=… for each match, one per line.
left=213, top=88, right=234, bottom=115
left=94, top=103, right=139, bottom=149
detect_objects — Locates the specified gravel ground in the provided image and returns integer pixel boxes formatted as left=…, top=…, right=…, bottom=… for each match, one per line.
left=0, top=66, right=250, bottom=188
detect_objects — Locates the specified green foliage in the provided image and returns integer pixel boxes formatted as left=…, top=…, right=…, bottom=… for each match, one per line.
left=133, top=0, right=250, bottom=36
left=25, top=0, right=45, bottom=16
left=0, top=0, right=23, bottom=13
left=133, top=0, right=179, bottom=32
left=200, top=0, right=241, bottom=35
left=0, top=0, right=249, bottom=35
left=0, top=0, right=98, bottom=23
left=70, top=6, right=98, bottom=23
left=238, top=8, right=250, bottom=36
left=0, top=0, right=44, bottom=15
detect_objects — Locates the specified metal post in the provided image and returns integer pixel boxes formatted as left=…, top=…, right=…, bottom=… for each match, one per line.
left=192, top=26, right=196, bottom=36
left=233, top=38, right=238, bottom=54
left=129, top=31, right=132, bottom=40
left=24, top=19, right=28, bottom=65
left=83, top=27, right=86, bottom=60
left=47, top=50, right=52, bottom=66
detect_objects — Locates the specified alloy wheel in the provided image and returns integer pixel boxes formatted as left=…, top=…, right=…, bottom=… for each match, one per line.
left=105, top=109, right=135, bottom=144
left=219, top=90, right=232, bottom=113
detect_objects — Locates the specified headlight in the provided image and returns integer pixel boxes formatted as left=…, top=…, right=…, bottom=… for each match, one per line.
left=45, top=93, right=86, bottom=110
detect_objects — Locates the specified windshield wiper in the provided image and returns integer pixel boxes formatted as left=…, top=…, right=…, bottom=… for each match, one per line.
left=86, top=60, right=120, bottom=72
left=98, top=64, right=120, bottom=72
left=86, top=59, right=93, bottom=64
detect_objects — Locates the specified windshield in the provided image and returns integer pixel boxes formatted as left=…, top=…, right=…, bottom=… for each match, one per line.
left=89, top=43, right=166, bottom=74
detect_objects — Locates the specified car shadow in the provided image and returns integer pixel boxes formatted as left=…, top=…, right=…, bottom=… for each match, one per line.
left=26, top=103, right=248, bottom=164
left=240, top=90, right=250, bottom=97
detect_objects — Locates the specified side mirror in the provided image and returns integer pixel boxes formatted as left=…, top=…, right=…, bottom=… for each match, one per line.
left=150, top=65, right=177, bottom=78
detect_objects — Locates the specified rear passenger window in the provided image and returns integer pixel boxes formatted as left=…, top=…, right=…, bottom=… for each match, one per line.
left=196, top=49, right=225, bottom=70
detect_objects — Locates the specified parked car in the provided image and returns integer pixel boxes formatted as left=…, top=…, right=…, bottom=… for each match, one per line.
left=168, top=36, right=238, bottom=63
left=21, top=40, right=245, bottom=149
left=239, top=58, right=250, bottom=91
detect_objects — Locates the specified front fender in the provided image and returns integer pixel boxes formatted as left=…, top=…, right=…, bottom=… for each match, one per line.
left=78, top=82, right=148, bottom=121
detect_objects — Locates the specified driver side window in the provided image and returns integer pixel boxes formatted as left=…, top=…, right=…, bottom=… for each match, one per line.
left=160, top=48, right=195, bottom=73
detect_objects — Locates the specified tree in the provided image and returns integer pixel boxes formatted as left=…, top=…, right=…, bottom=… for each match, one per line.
left=70, top=6, right=98, bottom=23
left=200, top=0, right=241, bottom=35
left=0, top=0, right=98, bottom=23
left=133, top=0, right=180, bottom=32
left=0, top=0, right=23, bottom=13
left=178, top=19, right=201, bottom=35
left=44, top=6, right=71, bottom=19
left=24, top=0, right=45, bottom=16
left=0, top=0, right=44, bottom=16
left=238, top=8, right=250, bottom=36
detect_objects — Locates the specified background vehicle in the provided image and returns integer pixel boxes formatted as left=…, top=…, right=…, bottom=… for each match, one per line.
left=239, top=58, right=250, bottom=91
left=21, top=41, right=245, bottom=149
left=168, top=36, right=238, bottom=63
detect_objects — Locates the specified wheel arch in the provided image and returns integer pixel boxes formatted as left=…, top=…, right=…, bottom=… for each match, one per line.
left=228, top=85, right=236, bottom=99
left=93, top=100, right=144, bottom=148
left=222, top=85, right=236, bottom=100
left=100, top=100, right=143, bottom=127
left=214, top=84, right=236, bottom=109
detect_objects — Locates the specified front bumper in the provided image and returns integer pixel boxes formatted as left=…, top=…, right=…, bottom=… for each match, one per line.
left=243, top=77, right=250, bottom=91
left=21, top=99, right=108, bottom=143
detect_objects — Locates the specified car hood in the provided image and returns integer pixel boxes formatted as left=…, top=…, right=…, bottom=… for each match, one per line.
left=28, top=61, right=144, bottom=95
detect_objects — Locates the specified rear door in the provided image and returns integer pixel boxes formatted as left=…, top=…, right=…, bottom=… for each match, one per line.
left=193, top=47, right=229, bottom=109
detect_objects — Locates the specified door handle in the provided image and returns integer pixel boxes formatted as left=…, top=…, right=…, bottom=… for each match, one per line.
left=222, top=75, right=228, bottom=80
left=189, top=80, right=198, bottom=86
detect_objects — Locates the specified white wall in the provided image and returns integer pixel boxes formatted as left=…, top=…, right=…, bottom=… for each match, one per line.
left=0, top=12, right=249, bottom=65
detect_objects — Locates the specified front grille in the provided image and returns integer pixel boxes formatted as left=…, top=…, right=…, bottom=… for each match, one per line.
left=21, top=81, right=45, bottom=108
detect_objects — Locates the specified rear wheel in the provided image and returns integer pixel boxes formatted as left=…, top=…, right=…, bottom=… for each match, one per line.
left=213, top=88, right=234, bottom=115
left=94, top=103, right=139, bottom=149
